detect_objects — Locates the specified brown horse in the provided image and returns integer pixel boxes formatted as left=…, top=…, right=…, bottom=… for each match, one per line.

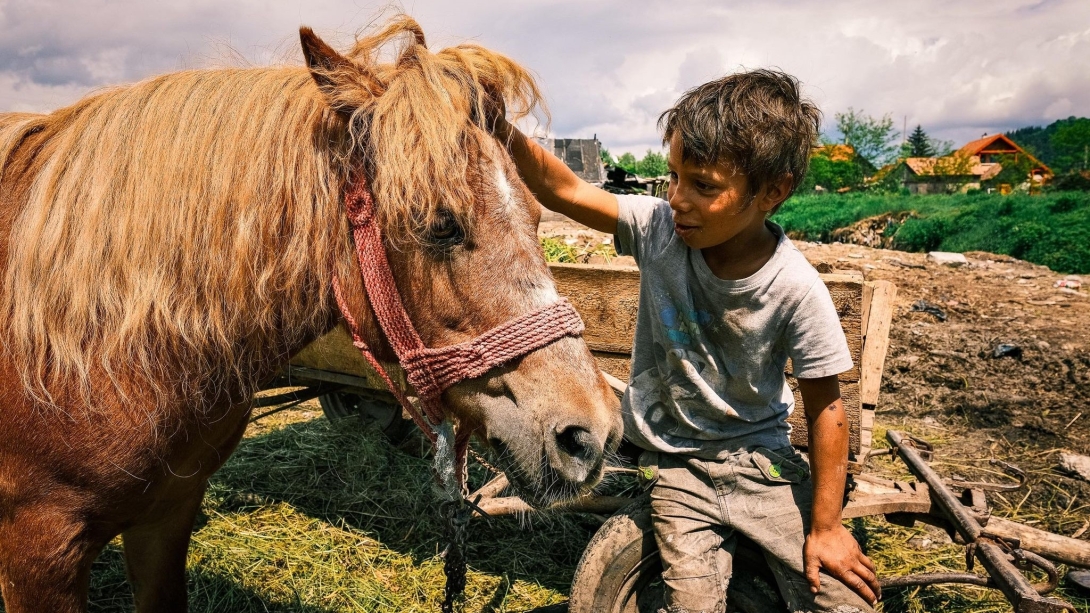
left=0, top=17, right=621, bottom=613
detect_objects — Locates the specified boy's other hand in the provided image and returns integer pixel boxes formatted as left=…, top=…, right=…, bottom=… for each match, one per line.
left=804, top=524, right=880, bottom=605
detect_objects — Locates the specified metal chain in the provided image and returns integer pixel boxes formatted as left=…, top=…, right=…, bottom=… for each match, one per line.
left=440, top=500, right=472, bottom=613
left=469, top=447, right=503, bottom=477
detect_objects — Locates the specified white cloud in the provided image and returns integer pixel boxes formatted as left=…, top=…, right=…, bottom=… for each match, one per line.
left=1, top=0, right=1088, bottom=155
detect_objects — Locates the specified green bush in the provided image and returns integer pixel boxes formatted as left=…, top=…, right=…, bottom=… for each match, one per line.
left=773, top=192, right=1090, bottom=273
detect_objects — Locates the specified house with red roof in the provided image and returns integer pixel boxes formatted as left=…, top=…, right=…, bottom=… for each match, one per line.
left=887, top=134, right=1051, bottom=194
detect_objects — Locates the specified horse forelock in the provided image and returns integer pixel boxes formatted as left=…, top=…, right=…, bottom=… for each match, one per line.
left=339, top=16, right=549, bottom=245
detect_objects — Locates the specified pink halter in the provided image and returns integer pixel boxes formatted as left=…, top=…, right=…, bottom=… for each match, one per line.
left=331, top=167, right=585, bottom=475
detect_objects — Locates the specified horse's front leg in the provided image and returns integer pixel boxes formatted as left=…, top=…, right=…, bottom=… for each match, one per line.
left=0, top=501, right=105, bottom=613
left=122, top=482, right=208, bottom=613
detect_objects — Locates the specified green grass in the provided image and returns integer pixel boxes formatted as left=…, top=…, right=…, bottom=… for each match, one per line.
left=12, top=411, right=1083, bottom=612
left=63, top=412, right=603, bottom=612
left=773, top=191, right=1090, bottom=273
left=540, top=236, right=617, bottom=263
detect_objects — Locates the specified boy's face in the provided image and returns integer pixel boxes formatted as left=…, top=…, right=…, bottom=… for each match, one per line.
left=665, top=133, right=784, bottom=251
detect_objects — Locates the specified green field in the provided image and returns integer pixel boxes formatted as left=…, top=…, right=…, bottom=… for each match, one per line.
left=773, top=191, right=1090, bottom=274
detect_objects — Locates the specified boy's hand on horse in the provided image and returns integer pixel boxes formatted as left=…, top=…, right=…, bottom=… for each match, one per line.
left=804, top=523, right=880, bottom=605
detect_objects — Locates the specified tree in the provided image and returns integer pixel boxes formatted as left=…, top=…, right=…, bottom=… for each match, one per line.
left=835, top=108, right=900, bottom=167
left=905, top=125, right=935, bottom=157
left=634, top=150, right=668, bottom=177
left=600, top=147, right=616, bottom=166
left=1050, top=118, right=1090, bottom=172
left=984, top=154, right=1036, bottom=190
left=898, top=126, right=954, bottom=159
left=802, top=155, right=864, bottom=192
left=616, top=152, right=638, bottom=173
left=1007, top=117, right=1090, bottom=174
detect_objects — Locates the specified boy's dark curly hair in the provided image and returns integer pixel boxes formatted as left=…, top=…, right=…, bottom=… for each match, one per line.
left=658, top=69, right=820, bottom=209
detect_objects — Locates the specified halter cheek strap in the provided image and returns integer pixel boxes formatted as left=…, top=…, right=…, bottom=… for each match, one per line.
left=331, top=168, right=585, bottom=493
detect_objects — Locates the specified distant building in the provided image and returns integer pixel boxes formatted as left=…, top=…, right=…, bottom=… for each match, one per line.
left=956, top=134, right=1051, bottom=180
left=533, top=138, right=606, bottom=186
left=813, top=143, right=858, bottom=163
left=888, top=134, right=1051, bottom=194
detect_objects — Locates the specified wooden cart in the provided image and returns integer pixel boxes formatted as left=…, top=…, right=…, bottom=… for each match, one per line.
left=282, top=262, right=1089, bottom=613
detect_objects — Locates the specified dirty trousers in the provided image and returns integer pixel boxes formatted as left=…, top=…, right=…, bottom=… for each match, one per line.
left=646, top=446, right=874, bottom=613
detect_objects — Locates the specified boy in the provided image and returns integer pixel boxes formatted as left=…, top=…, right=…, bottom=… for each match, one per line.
left=494, top=69, right=880, bottom=613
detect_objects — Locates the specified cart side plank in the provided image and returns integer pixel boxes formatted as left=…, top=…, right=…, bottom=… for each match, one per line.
left=290, top=263, right=876, bottom=460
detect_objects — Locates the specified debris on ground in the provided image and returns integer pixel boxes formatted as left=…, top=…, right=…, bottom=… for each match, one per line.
left=992, top=343, right=1024, bottom=359
left=1067, top=569, right=1090, bottom=593
left=911, top=300, right=948, bottom=321
left=1058, top=453, right=1090, bottom=483
left=927, top=251, right=969, bottom=267
left=828, top=211, right=914, bottom=249
left=885, top=257, right=926, bottom=270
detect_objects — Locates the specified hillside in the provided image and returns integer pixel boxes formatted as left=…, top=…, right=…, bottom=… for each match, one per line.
left=774, top=192, right=1090, bottom=274
left=1007, top=117, right=1090, bottom=174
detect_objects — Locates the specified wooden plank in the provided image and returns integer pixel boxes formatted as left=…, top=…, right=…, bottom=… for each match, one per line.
left=861, top=407, right=874, bottom=450
left=859, top=280, right=897, bottom=407
left=549, top=263, right=641, bottom=353
left=592, top=351, right=632, bottom=382
left=289, top=326, right=408, bottom=391
left=861, top=282, right=874, bottom=339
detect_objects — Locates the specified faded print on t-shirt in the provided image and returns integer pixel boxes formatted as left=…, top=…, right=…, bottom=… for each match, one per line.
left=614, top=195, right=853, bottom=459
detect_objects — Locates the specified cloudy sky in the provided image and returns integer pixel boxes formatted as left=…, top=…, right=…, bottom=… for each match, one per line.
left=1, top=0, right=1087, bottom=156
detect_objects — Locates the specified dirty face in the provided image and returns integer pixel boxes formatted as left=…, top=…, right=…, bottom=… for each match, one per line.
left=387, top=137, right=623, bottom=506
left=666, top=132, right=770, bottom=251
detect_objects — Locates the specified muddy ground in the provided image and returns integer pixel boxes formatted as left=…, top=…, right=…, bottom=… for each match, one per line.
left=540, top=209, right=1090, bottom=538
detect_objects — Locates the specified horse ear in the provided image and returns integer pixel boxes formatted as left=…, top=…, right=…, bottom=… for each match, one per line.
left=300, top=27, right=382, bottom=112
left=300, top=27, right=349, bottom=90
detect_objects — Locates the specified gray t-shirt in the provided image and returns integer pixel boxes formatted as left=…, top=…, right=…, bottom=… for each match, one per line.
left=615, top=195, right=853, bottom=459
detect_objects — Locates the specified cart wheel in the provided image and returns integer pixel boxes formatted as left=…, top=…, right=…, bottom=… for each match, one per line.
left=319, top=390, right=414, bottom=442
left=569, top=499, right=787, bottom=613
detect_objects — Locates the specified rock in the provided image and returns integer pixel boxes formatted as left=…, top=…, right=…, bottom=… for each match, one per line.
left=927, top=251, right=968, bottom=267
left=1058, top=452, right=1090, bottom=482
left=907, top=536, right=933, bottom=550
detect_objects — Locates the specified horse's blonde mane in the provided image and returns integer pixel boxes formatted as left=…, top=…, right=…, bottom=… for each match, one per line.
left=0, top=16, right=545, bottom=406
left=336, top=16, right=546, bottom=243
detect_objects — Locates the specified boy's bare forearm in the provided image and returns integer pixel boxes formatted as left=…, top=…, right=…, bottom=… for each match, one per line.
left=798, top=376, right=849, bottom=533
left=497, top=120, right=619, bottom=234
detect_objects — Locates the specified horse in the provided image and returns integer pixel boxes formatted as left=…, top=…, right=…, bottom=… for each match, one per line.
left=0, top=17, right=622, bottom=613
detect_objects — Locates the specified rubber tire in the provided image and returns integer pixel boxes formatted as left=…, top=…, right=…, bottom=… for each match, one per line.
left=318, top=390, right=414, bottom=443
left=569, top=498, right=787, bottom=613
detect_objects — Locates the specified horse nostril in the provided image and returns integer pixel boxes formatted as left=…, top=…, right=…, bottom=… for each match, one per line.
left=555, top=425, right=598, bottom=462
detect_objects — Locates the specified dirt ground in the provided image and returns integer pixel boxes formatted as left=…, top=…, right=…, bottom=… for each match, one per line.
left=540, top=209, right=1090, bottom=537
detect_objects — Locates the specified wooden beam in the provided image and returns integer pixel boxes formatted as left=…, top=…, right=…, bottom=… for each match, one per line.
left=860, top=281, right=897, bottom=406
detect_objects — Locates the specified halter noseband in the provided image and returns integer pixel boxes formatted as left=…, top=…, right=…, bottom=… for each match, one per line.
left=331, top=167, right=585, bottom=490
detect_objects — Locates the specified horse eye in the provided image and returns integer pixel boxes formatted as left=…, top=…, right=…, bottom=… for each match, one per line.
left=428, top=211, right=465, bottom=247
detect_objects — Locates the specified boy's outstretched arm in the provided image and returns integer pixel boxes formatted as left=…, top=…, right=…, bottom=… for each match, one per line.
left=493, top=118, right=620, bottom=235
left=798, top=375, right=881, bottom=606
